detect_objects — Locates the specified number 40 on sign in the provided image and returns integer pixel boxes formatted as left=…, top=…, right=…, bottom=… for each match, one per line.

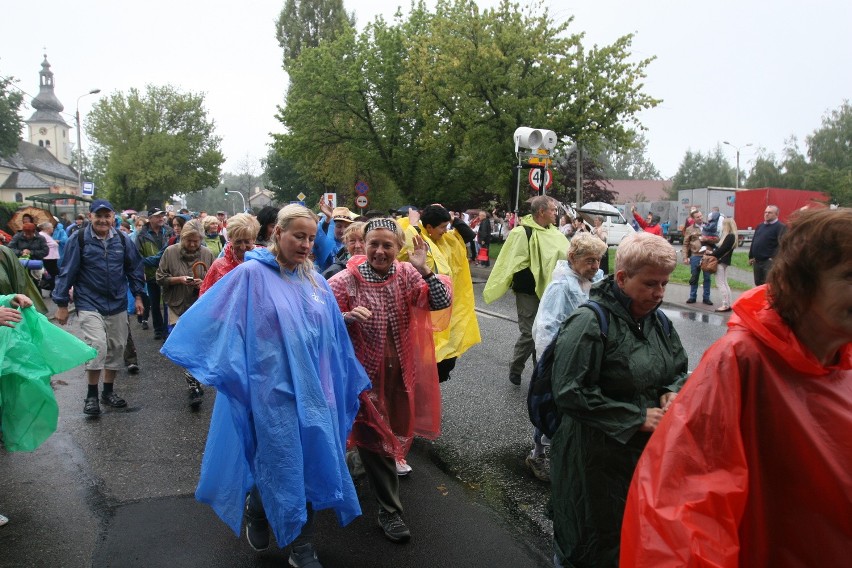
left=529, top=168, right=552, bottom=191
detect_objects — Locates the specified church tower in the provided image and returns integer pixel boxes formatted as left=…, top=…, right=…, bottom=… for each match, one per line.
left=25, top=55, right=72, bottom=165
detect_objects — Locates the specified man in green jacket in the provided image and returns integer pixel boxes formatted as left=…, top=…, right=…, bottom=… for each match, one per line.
left=483, top=195, right=567, bottom=385
left=135, top=209, right=173, bottom=340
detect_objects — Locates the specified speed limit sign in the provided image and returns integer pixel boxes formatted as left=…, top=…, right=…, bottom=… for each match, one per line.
left=529, top=168, right=553, bottom=191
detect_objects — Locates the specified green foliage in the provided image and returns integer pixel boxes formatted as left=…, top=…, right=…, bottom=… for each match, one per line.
left=0, top=73, right=24, bottom=157
left=86, top=85, right=224, bottom=210
left=276, top=0, right=354, bottom=69
left=274, top=0, right=660, bottom=211
left=670, top=145, right=735, bottom=192
left=596, top=132, right=661, bottom=180
left=743, top=102, right=852, bottom=205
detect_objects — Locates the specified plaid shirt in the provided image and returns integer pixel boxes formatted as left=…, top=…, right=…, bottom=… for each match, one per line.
left=357, top=262, right=452, bottom=310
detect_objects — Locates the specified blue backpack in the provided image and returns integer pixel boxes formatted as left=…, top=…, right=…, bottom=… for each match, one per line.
left=526, top=300, right=671, bottom=438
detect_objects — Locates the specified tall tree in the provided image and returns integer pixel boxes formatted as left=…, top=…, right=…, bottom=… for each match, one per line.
left=276, top=0, right=354, bottom=69
left=596, top=132, right=661, bottom=179
left=276, top=0, right=660, bottom=210
left=806, top=101, right=852, bottom=205
left=86, top=85, right=224, bottom=209
left=551, top=150, right=617, bottom=205
left=0, top=73, right=24, bottom=157
left=670, top=145, right=735, bottom=193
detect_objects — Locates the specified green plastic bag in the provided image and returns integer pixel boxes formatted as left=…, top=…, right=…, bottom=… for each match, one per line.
left=0, top=299, right=97, bottom=452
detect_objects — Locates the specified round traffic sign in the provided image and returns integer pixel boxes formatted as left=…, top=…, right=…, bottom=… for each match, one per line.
left=355, top=181, right=370, bottom=195
left=528, top=168, right=553, bottom=190
left=355, top=195, right=369, bottom=208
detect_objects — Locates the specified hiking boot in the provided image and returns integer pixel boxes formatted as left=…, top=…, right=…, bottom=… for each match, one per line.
left=526, top=454, right=551, bottom=482
left=244, top=495, right=269, bottom=551
left=188, top=387, right=204, bottom=408
left=101, top=391, right=127, bottom=408
left=395, top=459, right=412, bottom=476
left=153, top=331, right=163, bottom=340
left=288, top=543, right=323, bottom=568
left=378, top=510, right=411, bottom=543
left=141, top=320, right=149, bottom=330
left=127, top=363, right=140, bottom=374
left=685, top=298, right=696, bottom=304
left=83, top=397, right=101, bottom=416
left=703, top=299, right=713, bottom=306
left=509, top=374, right=522, bottom=386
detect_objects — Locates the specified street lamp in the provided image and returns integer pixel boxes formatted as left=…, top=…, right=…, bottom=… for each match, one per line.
left=224, top=187, right=247, bottom=214
left=722, top=140, right=753, bottom=189
left=76, top=88, right=101, bottom=192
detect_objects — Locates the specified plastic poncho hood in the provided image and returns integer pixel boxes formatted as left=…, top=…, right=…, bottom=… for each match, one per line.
left=482, top=215, right=567, bottom=303
left=621, top=286, right=852, bottom=567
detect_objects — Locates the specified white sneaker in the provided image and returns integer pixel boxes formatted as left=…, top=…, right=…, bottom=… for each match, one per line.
left=395, top=458, right=412, bottom=476
left=0, top=513, right=8, bottom=526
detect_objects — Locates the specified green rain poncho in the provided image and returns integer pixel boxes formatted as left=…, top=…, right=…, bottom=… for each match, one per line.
left=0, top=245, right=47, bottom=314
left=482, top=215, right=568, bottom=303
left=0, top=295, right=97, bottom=452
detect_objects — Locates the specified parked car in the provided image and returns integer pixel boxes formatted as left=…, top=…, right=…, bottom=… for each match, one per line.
left=577, top=202, right=636, bottom=246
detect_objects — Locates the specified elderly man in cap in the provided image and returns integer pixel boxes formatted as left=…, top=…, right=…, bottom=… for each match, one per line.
left=136, top=208, right=174, bottom=339
left=313, top=203, right=355, bottom=271
left=53, top=199, right=146, bottom=416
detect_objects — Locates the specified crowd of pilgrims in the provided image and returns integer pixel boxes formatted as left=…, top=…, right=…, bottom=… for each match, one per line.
left=1, top=198, right=849, bottom=568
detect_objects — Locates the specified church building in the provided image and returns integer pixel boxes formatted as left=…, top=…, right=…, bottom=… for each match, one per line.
left=0, top=55, right=80, bottom=204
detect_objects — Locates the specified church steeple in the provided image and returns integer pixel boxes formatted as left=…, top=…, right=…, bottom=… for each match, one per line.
left=26, top=54, right=72, bottom=164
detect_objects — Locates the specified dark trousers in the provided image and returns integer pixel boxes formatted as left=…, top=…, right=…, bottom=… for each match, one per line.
left=511, top=292, right=540, bottom=377
left=357, top=447, right=402, bottom=514
left=246, top=486, right=314, bottom=547
left=753, top=258, right=773, bottom=286
left=146, top=279, right=165, bottom=334
left=688, top=255, right=712, bottom=302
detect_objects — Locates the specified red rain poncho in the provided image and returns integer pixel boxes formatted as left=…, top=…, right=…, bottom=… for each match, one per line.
left=329, top=256, right=451, bottom=459
left=199, top=241, right=242, bottom=296
left=621, top=286, right=852, bottom=567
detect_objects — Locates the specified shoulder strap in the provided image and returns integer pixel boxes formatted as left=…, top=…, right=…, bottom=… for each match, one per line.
left=78, top=227, right=128, bottom=255
left=523, top=225, right=532, bottom=241
left=584, top=300, right=609, bottom=339
left=655, top=309, right=672, bottom=337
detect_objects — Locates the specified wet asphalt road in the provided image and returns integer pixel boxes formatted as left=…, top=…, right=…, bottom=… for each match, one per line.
left=0, top=281, right=728, bottom=567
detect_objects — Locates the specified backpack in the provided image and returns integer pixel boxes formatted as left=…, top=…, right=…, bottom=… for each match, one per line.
left=526, top=300, right=672, bottom=438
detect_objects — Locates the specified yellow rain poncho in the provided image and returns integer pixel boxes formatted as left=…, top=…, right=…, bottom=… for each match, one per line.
left=482, top=215, right=568, bottom=303
left=398, top=218, right=481, bottom=362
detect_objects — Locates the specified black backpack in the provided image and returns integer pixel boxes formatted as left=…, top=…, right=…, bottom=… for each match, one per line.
left=526, top=300, right=672, bottom=438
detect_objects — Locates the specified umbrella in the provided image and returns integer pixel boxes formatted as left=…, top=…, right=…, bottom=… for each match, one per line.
left=396, top=205, right=417, bottom=215
left=8, top=206, right=53, bottom=233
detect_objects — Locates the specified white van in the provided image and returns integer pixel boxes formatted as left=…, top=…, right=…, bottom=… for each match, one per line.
left=577, top=202, right=635, bottom=246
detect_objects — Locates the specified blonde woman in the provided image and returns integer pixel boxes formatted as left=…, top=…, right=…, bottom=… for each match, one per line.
left=202, top=215, right=226, bottom=257
left=710, top=217, right=738, bottom=312
left=162, top=205, right=369, bottom=566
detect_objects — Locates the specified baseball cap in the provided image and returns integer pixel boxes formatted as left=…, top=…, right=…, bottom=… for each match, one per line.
left=149, top=208, right=165, bottom=217
left=90, top=199, right=115, bottom=213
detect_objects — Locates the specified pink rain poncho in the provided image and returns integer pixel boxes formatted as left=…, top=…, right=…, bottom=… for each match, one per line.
left=329, top=256, right=451, bottom=459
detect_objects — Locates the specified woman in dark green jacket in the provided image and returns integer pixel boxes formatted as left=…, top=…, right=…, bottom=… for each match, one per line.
left=551, top=232, right=688, bottom=568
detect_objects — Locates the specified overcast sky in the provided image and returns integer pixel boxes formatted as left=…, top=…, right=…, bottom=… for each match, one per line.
left=3, top=0, right=850, bottom=182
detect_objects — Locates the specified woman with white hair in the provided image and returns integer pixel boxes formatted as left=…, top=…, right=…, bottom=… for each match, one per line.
left=202, top=215, right=226, bottom=257
left=550, top=231, right=689, bottom=567
left=156, top=220, right=215, bottom=407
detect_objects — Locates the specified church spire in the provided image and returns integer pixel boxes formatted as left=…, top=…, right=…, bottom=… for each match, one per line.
left=28, top=54, right=67, bottom=124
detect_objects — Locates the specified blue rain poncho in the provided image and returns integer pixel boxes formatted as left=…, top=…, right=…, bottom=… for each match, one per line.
left=160, top=248, right=371, bottom=546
